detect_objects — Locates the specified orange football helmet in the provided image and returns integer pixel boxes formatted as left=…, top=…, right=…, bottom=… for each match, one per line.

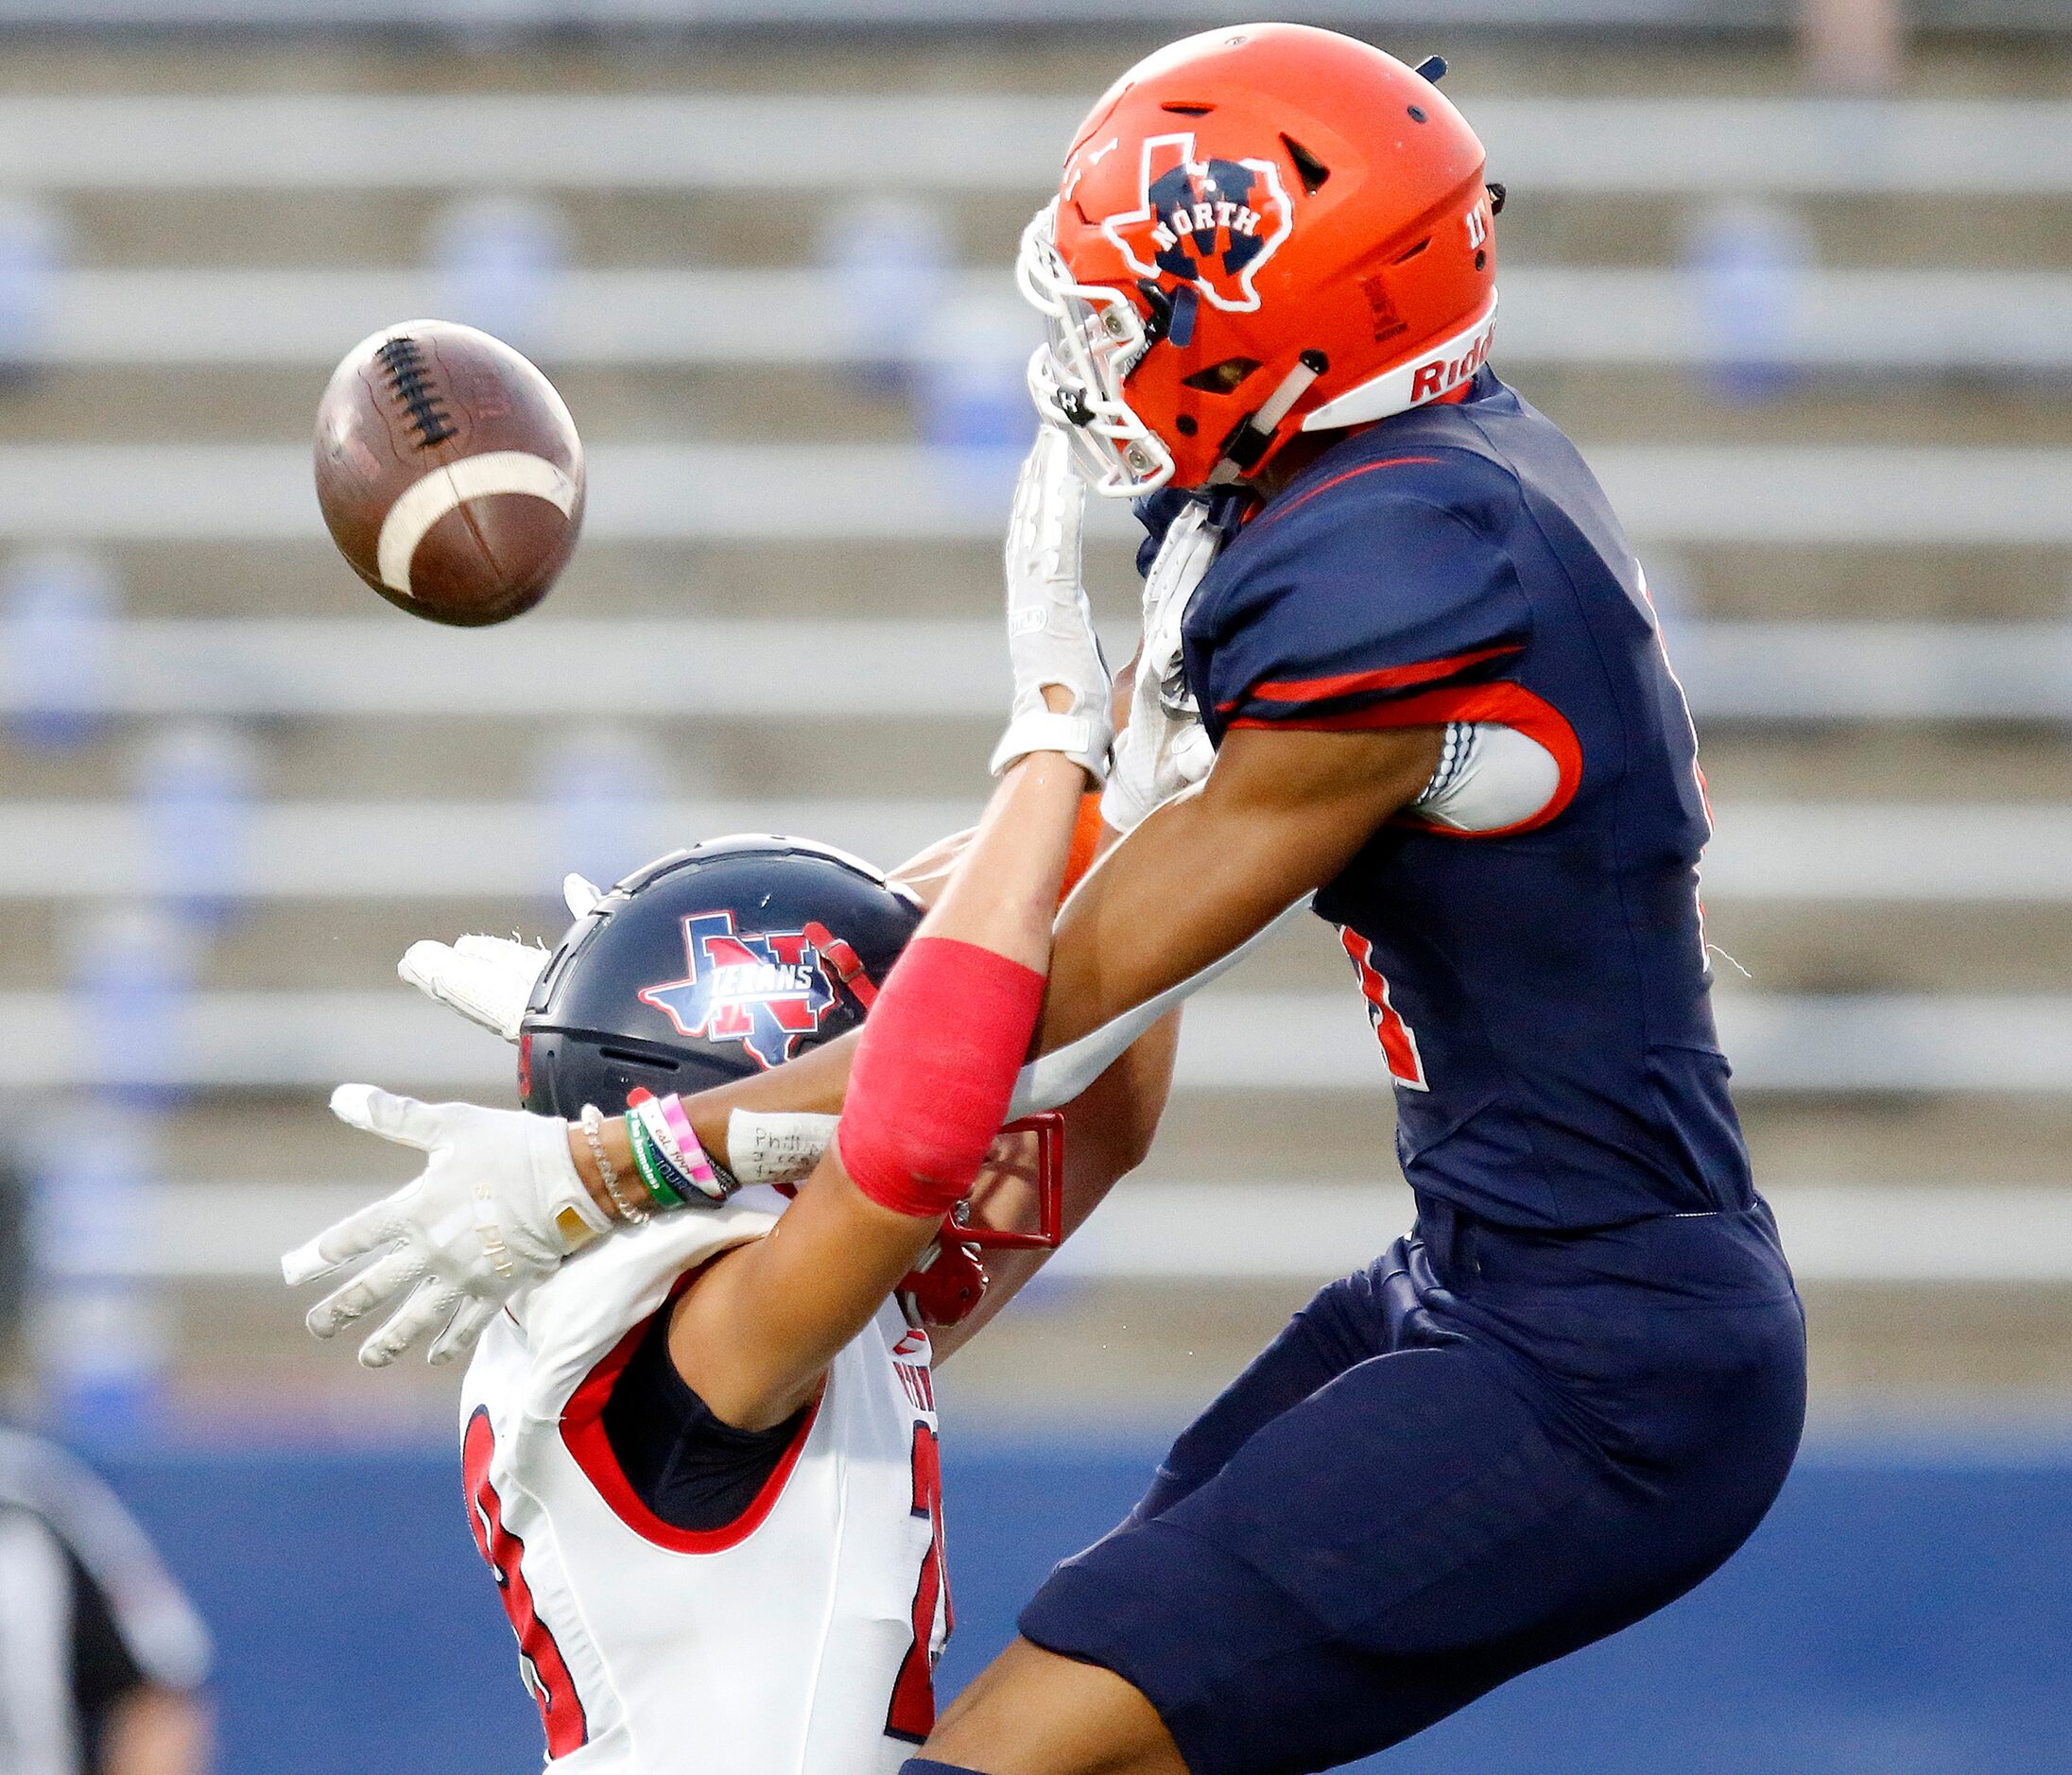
left=1018, top=24, right=1501, bottom=496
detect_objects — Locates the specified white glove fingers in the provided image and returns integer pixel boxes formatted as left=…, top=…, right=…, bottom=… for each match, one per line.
left=1102, top=494, right=1221, bottom=830
left=1007, top=435, right=1044, bottom=544
left=330, top=1082, right=443, bottom=1151
left=452, top=933, right=538, bottom=966
left=397, top=940, right=458, bottom=1003
left=562, top=874, right=603, bottom=918
left=403, top=942, right=538, bottom=1042
left=306, top=1246, right=424, bottom=1340
left=1012, top=424, right=1067, bottom=508
left=1008, top=428, right=1084, bottom=581
left=355, top=1276, right=452, bottom=1370
left=401, top=936, right=545, bottom=1043
left=281, top=1194, right=398, bottom=1285
left=1000, top=426, right=1111, bottom=781
left=280, top=1236, right=337, bottom=1288
left=1103, top=671, right=1212, bottom=835
left=1048, top=435, right=1085, bottom=577
left=293, top=1086, right=584, bottom=1370
left=427, top=1293, right=502, bottom=1367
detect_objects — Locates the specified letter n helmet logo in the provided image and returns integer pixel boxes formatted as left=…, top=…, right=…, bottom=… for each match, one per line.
left=1100, top=133, right=1295, bottom=315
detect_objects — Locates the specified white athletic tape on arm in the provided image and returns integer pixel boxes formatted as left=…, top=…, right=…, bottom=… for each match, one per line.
left=727, top=1109, right=842, bottom=1185
left=1009, top=897, right=1309, bottom=1116
left=375, top=451, right=579, bottom=595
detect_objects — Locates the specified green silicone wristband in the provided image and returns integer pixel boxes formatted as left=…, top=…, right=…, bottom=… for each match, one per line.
left=627, top=1114, right=687, bottom=1210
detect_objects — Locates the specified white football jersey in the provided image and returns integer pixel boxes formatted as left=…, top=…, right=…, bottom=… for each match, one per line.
left=458, top=1190, right=947, bottom=1775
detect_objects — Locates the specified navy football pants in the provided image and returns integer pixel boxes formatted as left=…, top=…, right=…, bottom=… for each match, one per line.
left=1018, top=1199, right=1806, bottom=1775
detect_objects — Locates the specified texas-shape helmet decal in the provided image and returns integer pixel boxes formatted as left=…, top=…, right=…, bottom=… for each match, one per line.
left=639, top=909, right=839, bottom=1071
left=1098, top=132, right=1295, bottom=315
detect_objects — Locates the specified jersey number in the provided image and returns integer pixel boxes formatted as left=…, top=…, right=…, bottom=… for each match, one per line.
left=1338, top=927, right=1430, bottom=1092
left=887, top=1421, right=952, bottom=1742
left=463, top=1410, right=589, bottom=1758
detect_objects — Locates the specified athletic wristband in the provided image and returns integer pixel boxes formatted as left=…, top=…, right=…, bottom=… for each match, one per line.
left=625, top=1112, right=687, bottom=1210
left=651, top=1094, right=722, bottom=1193
left=989, top=710, right=1102, bottom=780
left=629, top=1090, right=734, bottom=1205
left=837, top=936, right=1046, bottom=1221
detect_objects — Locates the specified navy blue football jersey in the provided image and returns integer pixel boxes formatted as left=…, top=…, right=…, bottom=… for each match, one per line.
left=1166, top=369, right=1750, bottom=1229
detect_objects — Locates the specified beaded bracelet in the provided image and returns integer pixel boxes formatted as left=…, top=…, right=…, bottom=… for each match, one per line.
left=625, top=1110, right=687, bottom=1211
left=579, top=1104, right=649, bottom=1225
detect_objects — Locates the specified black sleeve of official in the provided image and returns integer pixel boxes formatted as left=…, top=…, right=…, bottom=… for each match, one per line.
left=67, top=1541, right=150, bottom=1712
left=0, top=1429, right=212, bottom=1697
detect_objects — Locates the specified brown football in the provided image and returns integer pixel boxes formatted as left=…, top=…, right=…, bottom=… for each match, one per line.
left=313, top=319, right=585, bottom=627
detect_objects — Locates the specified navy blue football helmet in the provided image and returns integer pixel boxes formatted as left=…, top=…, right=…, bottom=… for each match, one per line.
left=519, top=833, right=1061, bottom=1325
left=521, top=835, right=924, bottom=1119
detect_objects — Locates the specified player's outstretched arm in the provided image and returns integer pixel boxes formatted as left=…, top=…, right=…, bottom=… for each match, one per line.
left=865, top=765, right=1178, bottom=1362
left=664, top=727, right=1089, bottom=1428
left=664, top=716, right=1443, bottom=1173
left=630, top=430, right=1116, bottom=1428
left=1040, top=717, right=1444, bottom=1051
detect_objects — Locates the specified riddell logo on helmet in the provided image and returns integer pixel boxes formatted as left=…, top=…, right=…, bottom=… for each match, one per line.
left=1409, top=320, right=1494, bottom=404
left=1099, top=133, right=1294, bottom=313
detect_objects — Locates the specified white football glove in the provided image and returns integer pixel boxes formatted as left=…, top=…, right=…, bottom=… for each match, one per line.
left=397, top=873, right=599, bottom=1042
left=1102, top=499, right=1220, bottom=835
left=281, top=1084, right=613, bottom=1369
left=990, top=426, right=1114, bottom=782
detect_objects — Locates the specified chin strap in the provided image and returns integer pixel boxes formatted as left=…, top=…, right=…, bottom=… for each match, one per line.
left=1206, top=350, right=1329, bottom=486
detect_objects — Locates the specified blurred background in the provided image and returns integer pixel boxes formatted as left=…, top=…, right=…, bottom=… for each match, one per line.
left=1, top=0, right=2069, bottom=1769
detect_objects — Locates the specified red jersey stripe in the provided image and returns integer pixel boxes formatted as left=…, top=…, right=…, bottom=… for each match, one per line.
left=1249, top=455, right=1442, bottom=531
left=1229, top=642, right=1522, bottom=712
left=1227, top=680, right=1584, bottom=838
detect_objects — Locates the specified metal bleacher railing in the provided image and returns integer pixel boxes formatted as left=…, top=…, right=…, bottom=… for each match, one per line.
left=0, top=0, right=1925, bottom=30
left=6, top=794, right=2072, bottom=902
left=10, top=265, right=2069, bottom=374
left=5, top=618, right=2070, bottom=722
left=0, top=0, right=2066, bottom=28
left=1, top=93, right=2069, bottom=194
left=1, top=442, right=2069, bottom=543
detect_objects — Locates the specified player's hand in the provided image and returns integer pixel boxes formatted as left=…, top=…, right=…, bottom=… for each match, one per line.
left=991, top=425, right=1114, bottom=783
left=1105, top=659, right=1214, bottom=835
left=1103, top=498, right=1220, bottom=834
left=398, top=873, right=600, bottom=1041
left=281, top=1085, right=613, bottom=1369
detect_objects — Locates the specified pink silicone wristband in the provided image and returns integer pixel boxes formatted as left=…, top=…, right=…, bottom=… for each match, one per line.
left=652, top=1094, right=718, bottom=1190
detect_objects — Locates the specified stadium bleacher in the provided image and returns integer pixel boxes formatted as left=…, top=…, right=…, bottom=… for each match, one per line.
left=2, top=25, right=2069, bottom=1433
